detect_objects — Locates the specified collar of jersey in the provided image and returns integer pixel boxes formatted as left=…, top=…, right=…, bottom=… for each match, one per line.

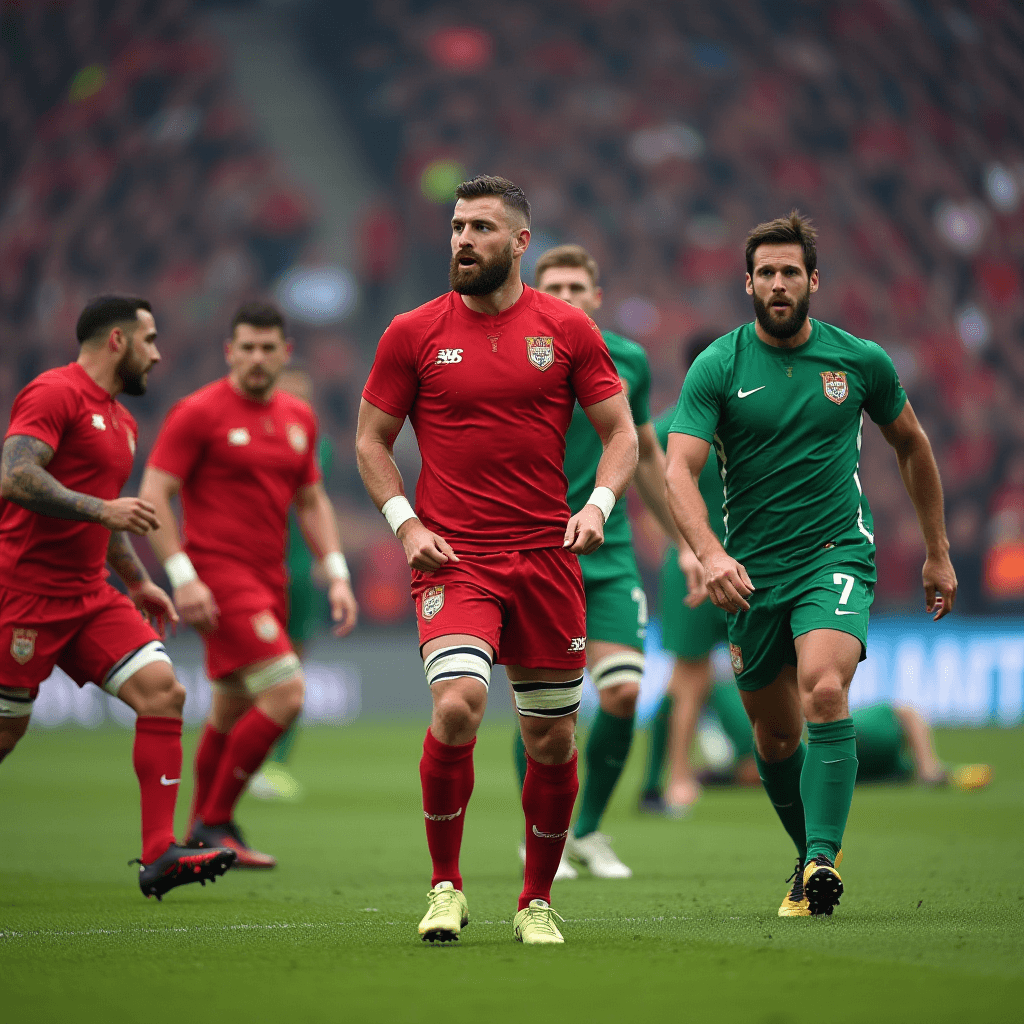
left=70, top=361, right=117, bottom=403
left=223, top=375, right=279, bottom=408
left=750, top=317, right=818, bottom=355
left=450, top=283, right=532, bottom=326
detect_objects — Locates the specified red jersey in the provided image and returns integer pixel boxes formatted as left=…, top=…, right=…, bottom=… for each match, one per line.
left=362, top=286, right=622, bottom=553
left=147, top=378, right=320, bottom=589
left=0, top=363, right=139, bottom=596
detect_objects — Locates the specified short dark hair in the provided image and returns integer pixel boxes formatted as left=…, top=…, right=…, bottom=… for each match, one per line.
left=534, top=244, right=600, bottom=287
left=75, top=296, right=152, bottom=344
left=744, top=210, right=818, bottom=277
left=231, top=300, right=286, bottom=337
left=455, top=175, right=531, bottom=228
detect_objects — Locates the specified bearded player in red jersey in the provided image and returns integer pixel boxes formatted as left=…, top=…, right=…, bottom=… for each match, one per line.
left=0, top=296, right=236, bottom=898
left=140, top=302, right=358, bottom=867
left=356, top=176, right=638, bottom=945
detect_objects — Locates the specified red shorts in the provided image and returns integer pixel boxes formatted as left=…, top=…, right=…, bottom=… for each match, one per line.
left=196, top=561, right=293, bottom=681
left=0, top=584, right=160, bottom=694
left=411, top=547, right=587, bottom=669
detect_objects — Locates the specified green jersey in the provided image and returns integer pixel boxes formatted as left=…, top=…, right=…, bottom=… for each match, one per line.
left=565, top=329, right=650, bottom=582
left=669, top=319, right=906, bottom=586
left=654, top=407, right=725, bottom=542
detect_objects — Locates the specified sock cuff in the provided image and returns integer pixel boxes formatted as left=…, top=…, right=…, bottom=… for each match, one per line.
left=424, top=728, right=476, bottom=762
left=525, top=749, right=578, bottom=782
left=135, top=715, right=183, bottom=737
left=807, top=718, right=856, bottom=744
left=594, top=707, right=635, bottom=733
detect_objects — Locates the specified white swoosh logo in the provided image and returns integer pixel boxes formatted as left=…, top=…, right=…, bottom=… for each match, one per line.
left=737, top=386, right=766, bottom=398
left=159, top=775, right=180, bottom=786
left=532, top=824, right=569, bottom=840
left=834, top=610, right=859, bottom=616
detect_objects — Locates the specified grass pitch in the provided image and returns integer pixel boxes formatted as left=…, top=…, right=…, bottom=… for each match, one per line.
left=3, top=719, right=1023, bottom=1023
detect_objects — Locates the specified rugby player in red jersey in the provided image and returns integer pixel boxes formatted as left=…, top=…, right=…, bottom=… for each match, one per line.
left=356, top=176, right=638, bottom=945
left=140, top=302, right=358, bottom=867
left=0, top=296, right=236, bottom=898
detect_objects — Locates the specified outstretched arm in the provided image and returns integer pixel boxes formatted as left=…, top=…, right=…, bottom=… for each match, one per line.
left=879, top=400, right=956, bottom=620
left=565, top=392, right=638, bottom=555
left=0, top=435, right=158, bottom=534
left=355, top=398, right=458, bottom=572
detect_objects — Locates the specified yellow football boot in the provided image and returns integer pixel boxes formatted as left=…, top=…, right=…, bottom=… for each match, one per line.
left=418, top=881, right=469, bottom=942
left=778, top=858, right=810, bottom=917
left=803, top=849, right=844, bottom=916
left=513, top=899, right=565, bottom=945
left=950, top=764, right=993, bottom=791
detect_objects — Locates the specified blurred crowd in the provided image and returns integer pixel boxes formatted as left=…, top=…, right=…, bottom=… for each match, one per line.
left=2, top=0, right=1024, bottom=619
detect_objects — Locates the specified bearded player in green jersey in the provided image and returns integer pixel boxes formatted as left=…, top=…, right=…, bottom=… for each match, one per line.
left=512, top=244, right=682, bottom=879
left=666, top=212, right=957, bottom=917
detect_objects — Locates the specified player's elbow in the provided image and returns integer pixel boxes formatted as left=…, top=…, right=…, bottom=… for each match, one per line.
left=0, top=469, right=28, bottom=504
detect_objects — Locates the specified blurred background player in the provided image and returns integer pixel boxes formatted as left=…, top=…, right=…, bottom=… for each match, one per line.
left=0, top=295, right=235, bottom=898
left=356, top=176, right=636, bottom=944
left=693, top=683, right=992, bottom=792
left=511, top=244, right=681, bottom=879
left=666, top=213, right=957, bottom=917
left=638, top=332, right=729, bottom=817
left=140, top=301, right=358, bottom=867
left=249, top=367, right=337, bottom=803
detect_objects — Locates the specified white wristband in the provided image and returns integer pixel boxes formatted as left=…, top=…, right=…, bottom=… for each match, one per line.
left=381, top=495, right=417, bottom=535
left=163, top=551, right=198, bottom=589
left=585, top=486, right=617, bottom=524
left=322, top=551, right=351, bottom=582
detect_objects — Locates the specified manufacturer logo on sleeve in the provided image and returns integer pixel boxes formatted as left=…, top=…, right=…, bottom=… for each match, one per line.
left=421, top=586, right=445, bottom=620
left=729, top=643, right=744, bottom=675
left=820, top=371, right=849, bottom=405
left=10, top=628, right=37, bottom=665
left=525, top=336, right=554, bottom=371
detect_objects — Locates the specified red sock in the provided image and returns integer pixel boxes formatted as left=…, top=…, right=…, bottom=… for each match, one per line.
left=202, top=708, right=284, bottom=826
left=133, top=716, right=183, bottom=864
left=420, top=728, right=475, bottom=890
left=189, top=723, right=227, bottom=831
left=520, top=751, right=579, bottom=910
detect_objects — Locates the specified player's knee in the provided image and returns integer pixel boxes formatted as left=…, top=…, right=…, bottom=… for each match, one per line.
left=522, top=716, right=576, bottom=764
left=127, top=668, right=184, bottom=717
left=433, top=689, right=483, bottom=736
left=802, top=674, right=846, bottom=721
left=753, top=722, right=801, bottom=763
left=255, top=674, right=305, bottom=726
left=0, top=722, right=28, bottom=762
left=598, top=681, right=639, bottom=718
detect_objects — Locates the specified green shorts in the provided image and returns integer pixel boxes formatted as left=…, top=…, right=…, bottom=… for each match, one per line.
left=584, top=571, right=647, bottom=650
left=727, top=565, right=873, bottom=691
left=659, top=546, right=729, bottom=661
left=852, top=703, right=914, bottom=782
left=287, top=578, right=327, bottom=645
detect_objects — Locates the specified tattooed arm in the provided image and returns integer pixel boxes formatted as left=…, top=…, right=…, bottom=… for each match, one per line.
left=107, top=530, right=179, bottom=637
left=0, top=435, right=160, bottom=535
left=107, top=530, right=150, bottom=589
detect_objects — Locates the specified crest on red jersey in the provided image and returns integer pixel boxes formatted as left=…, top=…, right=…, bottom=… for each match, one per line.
left=421, top=586, right=444, bottom=621
left=729, top=643, right=744, bottom=675
left=525, top=336, right=554, bottom=371
left=250, top=611, right=280, bottom=643
left=11, top=628, right=37, bottom=665
left=820, top=371, right=849, bottom=405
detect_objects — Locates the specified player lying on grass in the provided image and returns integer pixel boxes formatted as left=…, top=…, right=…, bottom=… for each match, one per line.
left=141, top=302, right=358, bottom=868
left=0, top=296, right=235, bottom=898
left=665, top=212, right=956, bottom=917
left=357, top=175, right=637, bottom=945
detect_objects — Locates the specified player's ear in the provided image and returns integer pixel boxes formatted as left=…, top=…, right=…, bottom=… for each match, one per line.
left=285, top=340, right=295, bottom=363
left=513, top=227, right=530, bottom=260
left=592, top=286, right=603, bottom=310
left=223, top=339, right=233, bottom=366
left=809, top=269, right=819, bottom=293
left=745, top=273, right=754, bottom=295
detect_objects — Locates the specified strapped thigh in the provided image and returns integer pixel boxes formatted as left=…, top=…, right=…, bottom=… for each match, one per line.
left=102, top=641, right=172, bottom=696
left=590, top=650, right=645, bottom=690
left=512, top=674, right=584, bottom=718
left=424, top=644, right=493, bottom=690
left=0, top=685, right=34, bottom=718
left=240, top=653, right=303, bottom=695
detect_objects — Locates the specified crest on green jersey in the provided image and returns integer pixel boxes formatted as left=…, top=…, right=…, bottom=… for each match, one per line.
left=820, top=371, right=849, bottom=405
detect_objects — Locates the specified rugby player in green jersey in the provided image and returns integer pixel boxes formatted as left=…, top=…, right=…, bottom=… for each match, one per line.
left=666, top=212, right=957, bottom=916
left=512, top=244, right=683, bottom=879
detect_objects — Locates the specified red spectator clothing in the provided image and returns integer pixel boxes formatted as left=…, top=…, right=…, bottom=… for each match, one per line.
left=0, top=363, right=139, bottom=596
left=362, top=286, right=622, bottom=553
left=146, top=378, right=320, bottom=591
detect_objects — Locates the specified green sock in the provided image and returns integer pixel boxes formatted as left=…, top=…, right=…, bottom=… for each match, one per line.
left=513, top=727, right=527, bottom=789
left=755, top=742, right=808, bottom=862
left=269, top=720, right=299, bottom=765
left=574, top=709, right=634, bottom=838
left=641, top=694, right=673, bottom=794
left=802, top=718, right=858, bottom=862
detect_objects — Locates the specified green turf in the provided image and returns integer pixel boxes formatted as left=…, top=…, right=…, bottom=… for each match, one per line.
left=3, top=720, right=1023, bottom=1023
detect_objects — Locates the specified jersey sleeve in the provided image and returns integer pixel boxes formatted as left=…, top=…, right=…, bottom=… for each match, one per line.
left=362, top=317, right=420, bottom=419
left=862, top=343, right=907, bottom=426
left=147, top=400, right=208, bottom=482
left=629, top=350, right=651, bottom=426
left=669, top=350, right=722, bottom=441
left=571, top=316, right=623, bottom=407
left=5, top=378, right=77, bottom=451
left=300, top=410, right=321, bottom=488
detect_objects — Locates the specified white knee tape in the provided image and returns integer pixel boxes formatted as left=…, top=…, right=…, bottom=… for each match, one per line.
left=424, top=645, right=492, bottom=690
left=102, top=641, right=172, bottom=696
left=0, top=685, right=34, bottom=718
left=591, top=651, right=645, bottom=691
left=513, top=675, right=584, bottom=718
left=241, top=653, right=303, bottom=695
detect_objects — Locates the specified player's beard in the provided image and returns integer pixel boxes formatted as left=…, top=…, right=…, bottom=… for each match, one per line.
left=117, top=337, right=149, bottom=396
left=449, top=240, right=514, bottom=296
left=752, top=287, right=811, bottom=340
